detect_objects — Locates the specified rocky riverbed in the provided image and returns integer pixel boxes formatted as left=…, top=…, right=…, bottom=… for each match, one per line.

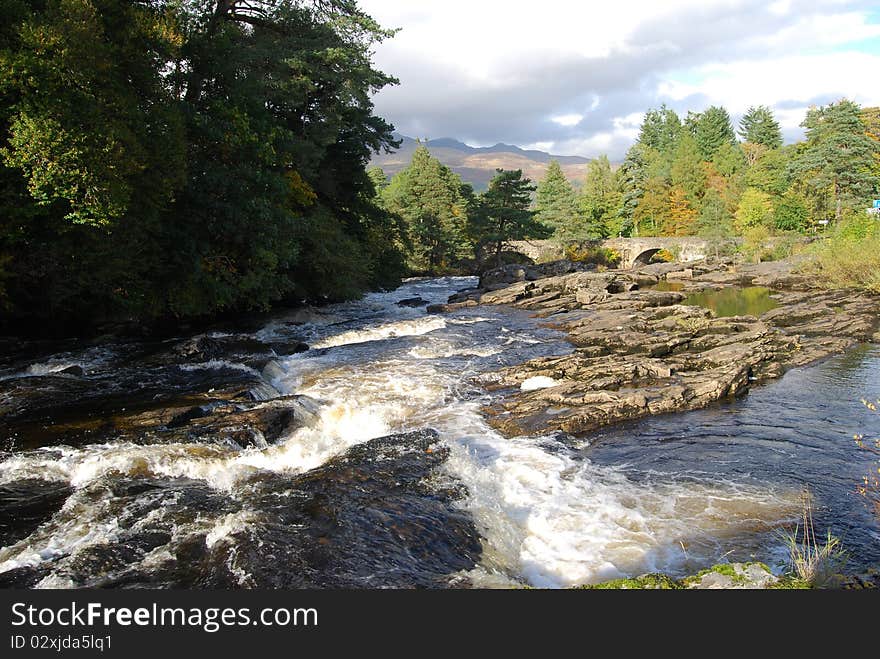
left=429, top=258, right=880, bottom=438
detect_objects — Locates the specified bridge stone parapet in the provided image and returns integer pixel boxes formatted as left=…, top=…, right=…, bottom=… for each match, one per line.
left=508, top=237, right=710, bottom=269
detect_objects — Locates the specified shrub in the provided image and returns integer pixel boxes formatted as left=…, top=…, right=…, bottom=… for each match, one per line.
left=564, top=243, right=621, bottom=268
left=800, top=217, right=880, bottom=293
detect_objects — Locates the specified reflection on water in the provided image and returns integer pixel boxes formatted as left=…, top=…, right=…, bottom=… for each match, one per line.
left=586, top=344, right=880, bottom=573
left=684, top=286, right=779, bottom=317
left=647, top=280, right=686, bottom=292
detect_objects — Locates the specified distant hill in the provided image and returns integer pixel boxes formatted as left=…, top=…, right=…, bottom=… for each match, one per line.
left=369, top=134, right=592, bottom=191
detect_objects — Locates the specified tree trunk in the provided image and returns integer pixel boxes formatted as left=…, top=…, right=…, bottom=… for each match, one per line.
left=835, top=178, right=842, bottom=223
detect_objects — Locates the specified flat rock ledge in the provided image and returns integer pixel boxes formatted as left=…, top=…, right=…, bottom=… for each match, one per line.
left=436, top=259, right=880, bottom=437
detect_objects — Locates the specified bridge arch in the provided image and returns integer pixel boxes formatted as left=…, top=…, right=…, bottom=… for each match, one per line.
left=631, top=248, right=664, bottom=267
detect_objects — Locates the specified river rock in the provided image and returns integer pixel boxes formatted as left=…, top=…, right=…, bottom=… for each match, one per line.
left=397, top=297, right=429, bottom=308
left=472, top=258, right=880, bottom=437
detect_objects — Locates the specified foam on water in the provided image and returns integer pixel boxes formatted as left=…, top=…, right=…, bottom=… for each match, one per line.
left=311, top=316, right=447, bottom=349
left=0, top=275, right=805, bottom=586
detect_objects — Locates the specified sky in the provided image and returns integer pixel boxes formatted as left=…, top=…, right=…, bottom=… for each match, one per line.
left=358, top=0, right=880, bottom=160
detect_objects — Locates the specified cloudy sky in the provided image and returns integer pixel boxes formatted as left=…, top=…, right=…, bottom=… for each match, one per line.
left=358, top=0, right=880, bottom=160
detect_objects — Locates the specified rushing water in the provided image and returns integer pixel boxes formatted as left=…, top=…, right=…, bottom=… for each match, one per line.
left=0, top=277, right=877, bottom=588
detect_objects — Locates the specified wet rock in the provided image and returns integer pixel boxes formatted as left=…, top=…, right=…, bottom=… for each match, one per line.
left=57, top=429, right=482, bottom=589
left=473, top=258, right=880, bottom=437
left=397, top=297, right=429, bottom=308
left=0, top=480, right=74, bottom=547
left=268, top=340, right=309, bottom=356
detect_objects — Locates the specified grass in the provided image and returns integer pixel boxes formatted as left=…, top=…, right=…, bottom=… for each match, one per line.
left=800, top=217, right=880, bottom=293
left=779, top=490, right=848, bottom=588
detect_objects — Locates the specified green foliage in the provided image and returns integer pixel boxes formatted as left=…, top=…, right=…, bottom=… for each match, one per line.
left=734, top=188, right=773, bottom=232
left=534, top=159, right=578, bottom=236
left=744, top=146, right=792, bottom=196
left=698, top=188, right=734, bottom=257
left=0, top=0, right=406, bottom=332
left=473, top=169, right=551, bottom=267
left=792, top=99, right=880, bottom=222
left=637, top=104, right=682, bottom=154
left=382, top=145, right=469, bottom=272
left=688, top=105, right=736, bottom=160
left=578, top=155, right=622, bottom=238
left=711, top=141, right=746, bottom=178
left=738, top=105, right=783, bottom=149
left=670, top=133, right=707, bottom=204
left=616, top=143, right=650, bottom=236
left=801, top=215, right=880, bottom=293
left=772, top=192, right=810, bottom=232
left=563, top=244, right=621, bottom=268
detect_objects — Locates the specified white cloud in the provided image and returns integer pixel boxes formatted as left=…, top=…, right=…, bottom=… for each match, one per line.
left=551, top=114, right=584, bottom=127
left=359, top=0, right=880, bottom=159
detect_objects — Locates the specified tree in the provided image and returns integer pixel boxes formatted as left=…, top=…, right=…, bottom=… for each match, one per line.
left=738, top=105, right=783, bottom=149
left=474, top=169, right=551, bottom=267
left=616, top=143, right=651, bottom=236
left=698, top=188, right=734, bottom=258
left=638, top=104, right=682, bottom=155
left=734, top=188, right=773, bottom=233
left=689, top=106, right=736, bottom=160
left=367, top=167, right=388, bottom=196
left=745, top=147, right=791, bottom=196
left=633, top=176, right=670, bottom=237
left=383, top=145, right=469, bottom=272
left=0, top=0, right=406, bottom=331
left=792, top=99, right=879, bottom=222
left=670, top=133, right=707, bottom=204
left=663, top=186, right=697, bottom=236
left=712, top=141, right=746, bottom=178
left=534, top=160, right=578, bottom=235
left=579, top=155, right=621, bottom=237
left=773, top=191, right=810, bottom=232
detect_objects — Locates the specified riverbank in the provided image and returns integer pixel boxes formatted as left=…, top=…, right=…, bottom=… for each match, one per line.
left=427, top=257, right=880, bottom=438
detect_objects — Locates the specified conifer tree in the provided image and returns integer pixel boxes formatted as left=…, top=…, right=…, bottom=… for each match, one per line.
left=534, top=160, right=578, bottom=236
left=579, top=155, right=621, bottom=237
left=792, top=99, right=880, bottom=222
left=690, top=106, right=736, bottom=160
left=475, top=169, right=551, bottom=266
left=738, top=105, right=783, bottom=149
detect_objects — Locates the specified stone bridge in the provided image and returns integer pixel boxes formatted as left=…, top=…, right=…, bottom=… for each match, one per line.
left=508, top=237, right=710, bottom=269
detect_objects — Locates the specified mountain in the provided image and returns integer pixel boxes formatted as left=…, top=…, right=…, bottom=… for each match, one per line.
left=369, top=134, right=593, bottom=191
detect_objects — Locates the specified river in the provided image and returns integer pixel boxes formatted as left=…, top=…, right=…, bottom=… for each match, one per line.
left=0, top=276, right=878, bottom=588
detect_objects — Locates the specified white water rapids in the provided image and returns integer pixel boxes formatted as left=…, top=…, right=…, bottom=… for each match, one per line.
left=0, top=276, right=802, bottom=587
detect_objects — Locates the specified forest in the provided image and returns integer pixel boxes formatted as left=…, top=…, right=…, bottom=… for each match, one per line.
left=1, top=1, right=878, bottom=335
left=0, top=0, right=406, bottom=334
left=372, top=100, right=880, bottom=271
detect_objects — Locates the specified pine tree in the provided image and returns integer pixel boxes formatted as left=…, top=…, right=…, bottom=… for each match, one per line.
left=690, top=106, right=736, bottom=160
left=638, top=104, right=682, bottom=155
left=738, top=105, right=783, bottom=149
left=670, top=133, right=707, bottom=204
left=616, top=144, right=650, bottom=236
left=383, top=146, right=469, bottom=271
left=476, top=169, right=551, bottom=266
left=664, top=186, right=698, bottom=236
left=534, top=160, right=578, bottom=236
left=579, top=155, right=621, bottom=238
left=792, top=99, right=880, bottom=222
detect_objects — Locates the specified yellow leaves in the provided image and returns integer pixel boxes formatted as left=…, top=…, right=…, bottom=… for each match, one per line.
left=285, top=170, right=317, bottom=208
